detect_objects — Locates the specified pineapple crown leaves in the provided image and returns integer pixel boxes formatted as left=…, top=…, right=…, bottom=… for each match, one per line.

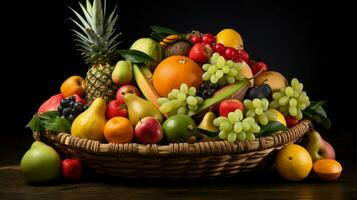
left=70, top=0, right=121, bottom=66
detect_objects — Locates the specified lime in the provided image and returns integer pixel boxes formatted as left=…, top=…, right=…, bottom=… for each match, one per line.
left=163, top=115, right=199, bottom=143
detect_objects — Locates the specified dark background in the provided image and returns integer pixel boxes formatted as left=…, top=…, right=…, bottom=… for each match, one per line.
left=2, top=0, right=355, bottom=164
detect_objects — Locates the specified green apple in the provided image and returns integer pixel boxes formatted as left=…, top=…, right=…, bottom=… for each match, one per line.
left=130, top=38, right=163, bottom=69
left=20, top=141, right=61, bottom=182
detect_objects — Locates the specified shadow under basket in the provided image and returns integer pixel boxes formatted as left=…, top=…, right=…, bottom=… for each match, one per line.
left=33, top=120, right=313, bottom=179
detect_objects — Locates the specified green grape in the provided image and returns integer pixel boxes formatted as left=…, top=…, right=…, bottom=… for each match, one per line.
left=293, top=91, right=300, bottom=98
left=270, top=100, right=279, bottom=108
left=168, top=89, right=180, bottom=100
left=252, top=99, right=262, bottom=108
left=220, top=121, right=233, bottom=132
left=237, top=131, right=246, bottom=141
left=266, top=109, right=277, bottom=121
left=279, top=105, right=289, bottom=114
left=246, top=133, right=256, bottom=141
left=242, top=122, right=250, bottom=131
left=246, top=109, right=256, bottom=117
left=262, top=98, right=269, bottom=110
left=291, top=78, right=299, bottom=88
left=196, top=97, right=204, bottom=104
left=228, top=112, right=239, bottom=124
left=243, top=99, right=253, bottom=109
left=210, top=53, right=220, bottom=64
left=188, top=104, right=198, bottom=111
left=177, top=106, right=187, bottom=115
left=180, top=83, right=188, bottom=94
left=226, top=76, right=236, bottom=84
left=258, top=113, right=269, bottom=125
left=188, top=87, right=196, bottom=96
left=213, top=117, right=225, bottom=126
left=217, top=56, right=226, bottom=68
left=234, top=122, right=243, bottom=133
left=202, top=63, right=211, bottom=71
left=298, top=103, right=307, bottom=110
left=159, top=101, right=174, bottom=113
left=278, top=96, right=289, bottom=106
left=222, top=65, right=230, bottom=73
left=255, top=107, right=263, bottom=115
left=171, top=99, right=182, bottom=108
left=272, top=92, right=283, bottom=100
left=289, top=98, right=298, bottom=107
left=226, top=60, right=235, bottom=67
left=188, top=110, right=195, bottom=116
left=216, top=70, right=224, bottom=78
left=289, top=106, right=298, bottom=116
left=295, top=83, right=303, bottom=92
left=285, top=87, right=294, bottom=97
left=244, top=117, right=255, bottom=125
left=251, top=123, right=261, bottom=133
left=186, top=96, right=197, bottom=105
left=235, top=73, right=244, bottom=81
left=210, top=75, right=218, bottom=84
left=202, top=72, right=211, bottom=81
left=227, top=132, right=237, bottom=143
left=219, top=130, right=228, bottom=139
left=296, top=109, right=303, bottom=120
left=228, top=68, right=238, bottom=76
left=180, top=101, right=187, bottom=107
left=177, top=92, right=186, bottom=101
left=208, top=65, right=218, bottom=74
left=234, top=109, right=243, bottom=121
left=157, top=97, right=169, bottom=105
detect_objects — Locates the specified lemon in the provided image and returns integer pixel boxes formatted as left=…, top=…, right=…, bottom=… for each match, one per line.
left=216, top=29, right=244, bottom=50
left=269, top=108, right=287, bottom=126
left=276, top=144, right=313, bottom=181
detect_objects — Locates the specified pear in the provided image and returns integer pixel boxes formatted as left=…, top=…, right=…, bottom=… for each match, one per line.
left=20, top=141, right=61, bottom=182
left=304, top=131, right=336, bottom=162
left=71, top=98, right=107, bottom=141
left=112, top=60, right=132, bottom=85
left=124, top=93, right=163, bottom=125
left=198, top=111, right=220, bottom=141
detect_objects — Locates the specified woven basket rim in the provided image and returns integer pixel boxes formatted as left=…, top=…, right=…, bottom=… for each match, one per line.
left=34, top=120, right=312, bottom=157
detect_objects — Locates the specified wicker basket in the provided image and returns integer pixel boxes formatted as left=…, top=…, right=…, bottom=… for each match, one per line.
left=33, top=120, right=313, bottom=179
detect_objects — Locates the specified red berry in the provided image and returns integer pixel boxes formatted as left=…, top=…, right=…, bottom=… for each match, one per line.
left=285, top=116, right=300, bottom=128
left=224, top=47, right=236, bottom=60
left=190, top=35, right=202, bottom=44
left=214, top=43, right=226, bottom=55
left=202, top=33, right=215, bottom=44
left=237, top=50, right=250, bottom=62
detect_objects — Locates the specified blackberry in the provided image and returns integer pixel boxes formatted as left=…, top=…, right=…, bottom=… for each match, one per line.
left=58, top=95, right=88, bottom=122
left=197, top=82, right=221, bottom=99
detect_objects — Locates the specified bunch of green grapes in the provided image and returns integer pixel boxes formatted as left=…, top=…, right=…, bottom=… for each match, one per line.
left=202, top=52, right=244, bottom=85
left=243, top=98, right=277, bottom=125
left=213, top=109, right=261, bottom=143
left=270, top=78, right=310, bottom=120
left=157, top=83, right=204, bottom=116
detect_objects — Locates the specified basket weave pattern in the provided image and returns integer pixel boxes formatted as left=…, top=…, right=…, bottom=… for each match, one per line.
left=33, top=120, right=312, bottom=178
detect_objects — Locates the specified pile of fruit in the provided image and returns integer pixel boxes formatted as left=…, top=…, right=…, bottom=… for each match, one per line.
left=23, top=0, right=341, bottom=183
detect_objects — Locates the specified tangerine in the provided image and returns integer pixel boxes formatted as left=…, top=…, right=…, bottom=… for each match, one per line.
left=104, top=117, right=133, bottom=144
left=152, top=56, right=203, bottom=97
left=313, top=159, right=342, bottom=181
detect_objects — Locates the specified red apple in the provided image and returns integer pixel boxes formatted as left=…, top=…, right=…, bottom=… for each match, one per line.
left=106, top=100, right=128, bottom=119
left=219, top=99, right=244, bottom=117
left=116, top=85, right=141, bottom=104
left=135, top=117, right=164, bottom=144
left=285, top=115, right=300, bottom=128
left=188, top=43, right=213, bottom=63
left=60, top=76, right=86, bottom=98
left=62, top=159, right=83, bottom=181
left=38, top=94, right=64, bottom=113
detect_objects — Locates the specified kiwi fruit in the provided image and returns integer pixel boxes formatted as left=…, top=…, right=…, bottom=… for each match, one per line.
left=165, top=40, right=192, bottom=58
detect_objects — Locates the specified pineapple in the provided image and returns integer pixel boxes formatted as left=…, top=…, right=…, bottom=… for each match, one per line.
left=70, top=0, right=120, bottom=103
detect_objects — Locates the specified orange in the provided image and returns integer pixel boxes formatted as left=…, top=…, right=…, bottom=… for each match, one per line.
left=152, top=56, right=203, bottom=97
left=313, top=159, right=342, bottom=181
left=104, top=117, right=133, bottom=144
left=216, top=29, right=244, bottom=50
left=276, top=144, right=313, bottom=181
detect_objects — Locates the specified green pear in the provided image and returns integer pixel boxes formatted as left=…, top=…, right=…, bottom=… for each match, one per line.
left=124, top=93, right=163, bottom=125
left=20, top=141, right=61, bottom=182
left=112, top=60, right=132, bottom=85
left=198, top=111, right=220, bottom=141
left=304, top=131, right=336, bottom=162
left=71, top=98, right=107, bottom=141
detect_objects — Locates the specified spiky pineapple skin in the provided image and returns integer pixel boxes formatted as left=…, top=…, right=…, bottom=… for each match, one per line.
left=85, top=64, right=118, bottom=103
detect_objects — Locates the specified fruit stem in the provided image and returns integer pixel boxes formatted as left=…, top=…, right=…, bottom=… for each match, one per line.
left=187, top=125, right=194, bottom=131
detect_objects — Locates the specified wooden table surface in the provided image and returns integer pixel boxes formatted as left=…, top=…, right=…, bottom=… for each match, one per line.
left=1, top=133, right=356, bottom=199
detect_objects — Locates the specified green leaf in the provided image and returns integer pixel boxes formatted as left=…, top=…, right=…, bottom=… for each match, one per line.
left=26, top=115, right=45, bottom=132
left=42, top=117, right=71, bottom=133
left=303, top=110, right=331, bottom=129
left=117, top=49, right=154, bottom=63
left=310, top=101, right=327, bottom=109
left=197, top=128, right=219, bottom=137
left=256, top=121, right=289, bottom=137
left=150, top=25, right=179, bottom=35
